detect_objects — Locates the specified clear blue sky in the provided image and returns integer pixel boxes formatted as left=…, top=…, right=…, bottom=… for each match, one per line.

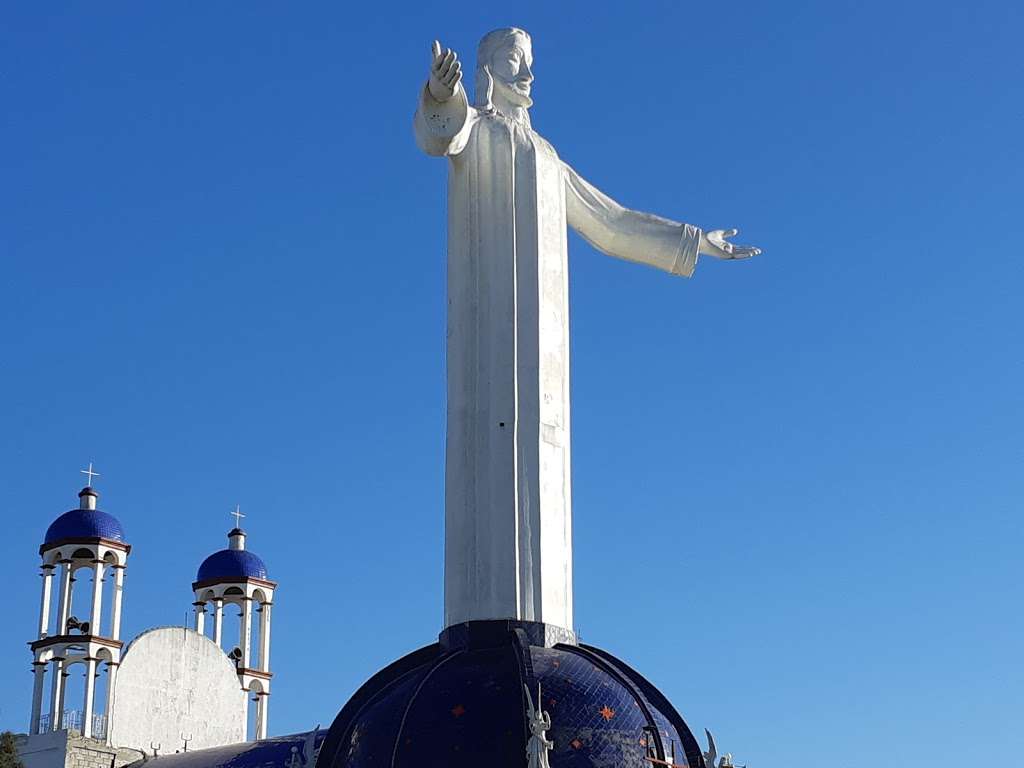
left=2, top=1, right=1022, bottom=764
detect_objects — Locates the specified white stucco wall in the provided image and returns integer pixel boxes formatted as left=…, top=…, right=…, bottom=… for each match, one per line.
left=109, top=627, right=245, bottom=753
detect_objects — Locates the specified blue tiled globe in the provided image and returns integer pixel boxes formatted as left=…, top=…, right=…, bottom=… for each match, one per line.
left=120, top=729, right=326, bottom=768
left=197, top=549, right=268, bottom=582
left=44, top=508, right=125, bottom=546
left=318, top=621, right=704, bottom=768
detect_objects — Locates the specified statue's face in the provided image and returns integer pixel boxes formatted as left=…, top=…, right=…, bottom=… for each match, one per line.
left=488, top=35, right=534, bottom=108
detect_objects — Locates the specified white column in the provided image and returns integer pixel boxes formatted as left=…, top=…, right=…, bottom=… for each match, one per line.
left=240, top=598, right=252, bottom=668
left=48, top=657, right=65, bottom=731
left=103, top=663, right=117, bottom=745
left=39, top=565, right=54, bottom=638
left=82, top=658, right=97, bottom=738
left=258, top=602, right=272, bottom=673
left=89, top=561, right=105, bottom=634
left=29, top=662, right=46, bottom=734
left=255, top=694, right=268, bottom=740
left=213, top=598, right=224, bottom=647
left=56, top=562, right=72, bottom=635
left=194, top=602, right=206, bottom=634
left=110, top=566, right=125, bottom=641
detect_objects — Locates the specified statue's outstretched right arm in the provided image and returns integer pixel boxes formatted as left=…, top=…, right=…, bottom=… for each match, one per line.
left=414, top=41, right=475, bottom=157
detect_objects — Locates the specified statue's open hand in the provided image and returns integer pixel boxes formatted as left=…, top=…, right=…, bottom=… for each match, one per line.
left=700, top=229, right=761, bottom=260
left=429, top=40, right=462, bottom=103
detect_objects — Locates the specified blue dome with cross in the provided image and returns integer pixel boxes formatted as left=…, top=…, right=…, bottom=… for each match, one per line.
left=195, top=510, right=271, bottom=584
left=43, top=484, right=125, bottom=547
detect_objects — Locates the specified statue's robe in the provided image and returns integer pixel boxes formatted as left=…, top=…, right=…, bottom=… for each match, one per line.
left=415, top=83, right=702, bottom=634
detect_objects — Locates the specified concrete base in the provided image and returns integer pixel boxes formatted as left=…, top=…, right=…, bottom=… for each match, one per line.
left=15, top=731, right=144, bottom=768
left=439, top=619, right=577, bottom=651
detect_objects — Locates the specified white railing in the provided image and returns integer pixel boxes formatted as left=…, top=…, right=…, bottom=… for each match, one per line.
left=37, top=711, right=107, bottom=739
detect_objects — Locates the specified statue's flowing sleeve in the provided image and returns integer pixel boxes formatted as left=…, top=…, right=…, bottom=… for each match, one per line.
left=564, top=163, right=701, bottom=277
left=414, top=83, right=476, bottom=157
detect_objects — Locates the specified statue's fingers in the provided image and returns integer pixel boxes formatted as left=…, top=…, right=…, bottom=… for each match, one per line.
left=442, top=49, right=456, bottom=73
left=442, top=54, right=458, bottom=79
left=724, top=228, right=738, bottom=238
left=432, top=40, right=442, bottom=61
left=444, top=64, right=462, bottom=88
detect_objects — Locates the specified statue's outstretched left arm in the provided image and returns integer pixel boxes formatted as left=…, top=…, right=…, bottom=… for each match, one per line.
left=564, top=163, right=760, bottom=277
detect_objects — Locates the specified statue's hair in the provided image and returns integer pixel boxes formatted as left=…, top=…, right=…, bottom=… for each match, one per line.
left=474, top=27, right=531, bottom=109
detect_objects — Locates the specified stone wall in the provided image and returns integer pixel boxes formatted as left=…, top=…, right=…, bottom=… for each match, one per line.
left=65, top=735, right=143, bottom=768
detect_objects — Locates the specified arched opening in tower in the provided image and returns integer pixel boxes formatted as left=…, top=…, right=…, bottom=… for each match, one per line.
left=98, top=552, right=120, bottom=638
left=67, top=552, right=96, bottom=635
left=245, top=679, right=264, bottom=741
left=221, top=588, right=246, bottom=661
left=59, top=655, right=87, bottom=732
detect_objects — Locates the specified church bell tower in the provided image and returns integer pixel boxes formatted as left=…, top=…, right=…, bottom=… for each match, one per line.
left=28, top=467, right=130, bottom=743
left=193, top=510, right=276, bottom=740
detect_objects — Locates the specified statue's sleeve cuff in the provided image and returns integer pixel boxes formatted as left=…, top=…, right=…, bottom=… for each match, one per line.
left=671, top=224, right=701, bottom=277
left=414, top=83, right=472, bottom=157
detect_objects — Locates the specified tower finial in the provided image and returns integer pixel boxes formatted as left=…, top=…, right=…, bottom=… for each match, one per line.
left=80, top=462, right=100, bottom=488
left=230, top=504, right=245, bottom=529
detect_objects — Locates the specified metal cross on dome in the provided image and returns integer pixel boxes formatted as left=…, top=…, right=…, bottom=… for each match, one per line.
left=230, top=505, right=245, bottom=529
left=80, top=462, right=100, bottom=487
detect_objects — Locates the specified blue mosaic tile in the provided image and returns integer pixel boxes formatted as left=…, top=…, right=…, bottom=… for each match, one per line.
left=317, top=622, right=702, bottom=768
left=197, top=549, right=268, bottom=581
left=44, top=508, right=125, bottom=545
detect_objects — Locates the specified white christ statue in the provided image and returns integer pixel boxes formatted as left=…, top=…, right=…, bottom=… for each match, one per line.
left=414, top=27, right=760, bottom=638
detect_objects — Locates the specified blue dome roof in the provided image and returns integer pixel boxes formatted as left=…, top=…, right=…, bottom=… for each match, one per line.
left=116, top=729, right=326, bottom=768
left=318, top=620, right=703, bottom=768
left=44, top=507, right=125, bottom=546
left=197, top=549, right=268, bottom=582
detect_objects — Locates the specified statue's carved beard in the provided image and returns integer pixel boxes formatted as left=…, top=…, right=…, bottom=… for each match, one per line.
left=493, top=79, right=533, bottom=111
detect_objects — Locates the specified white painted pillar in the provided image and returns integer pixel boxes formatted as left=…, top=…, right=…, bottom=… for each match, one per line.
left=48, top=657, right=65, bottom=731
left=259, top=602, right=272, bottom=673
left=82, top=658, right=97, bottom=738
left=89, top=561, right=105, bottom=634
left=194, top=602, right=206, bottom=634
left=255, top=694, right=268, bottom=740
left=103, top=663, right=117, bottom=745
left=213, top=598, right=224, bottom=647
left=39, top=565, right=54, bottom=638
left=56, top=562, right=72, bottom=635
left=29, top=662, right=46, bottom=734
left=240, top=598, right=252, bottom=668
left=110, top=566, right=125, bottom=641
